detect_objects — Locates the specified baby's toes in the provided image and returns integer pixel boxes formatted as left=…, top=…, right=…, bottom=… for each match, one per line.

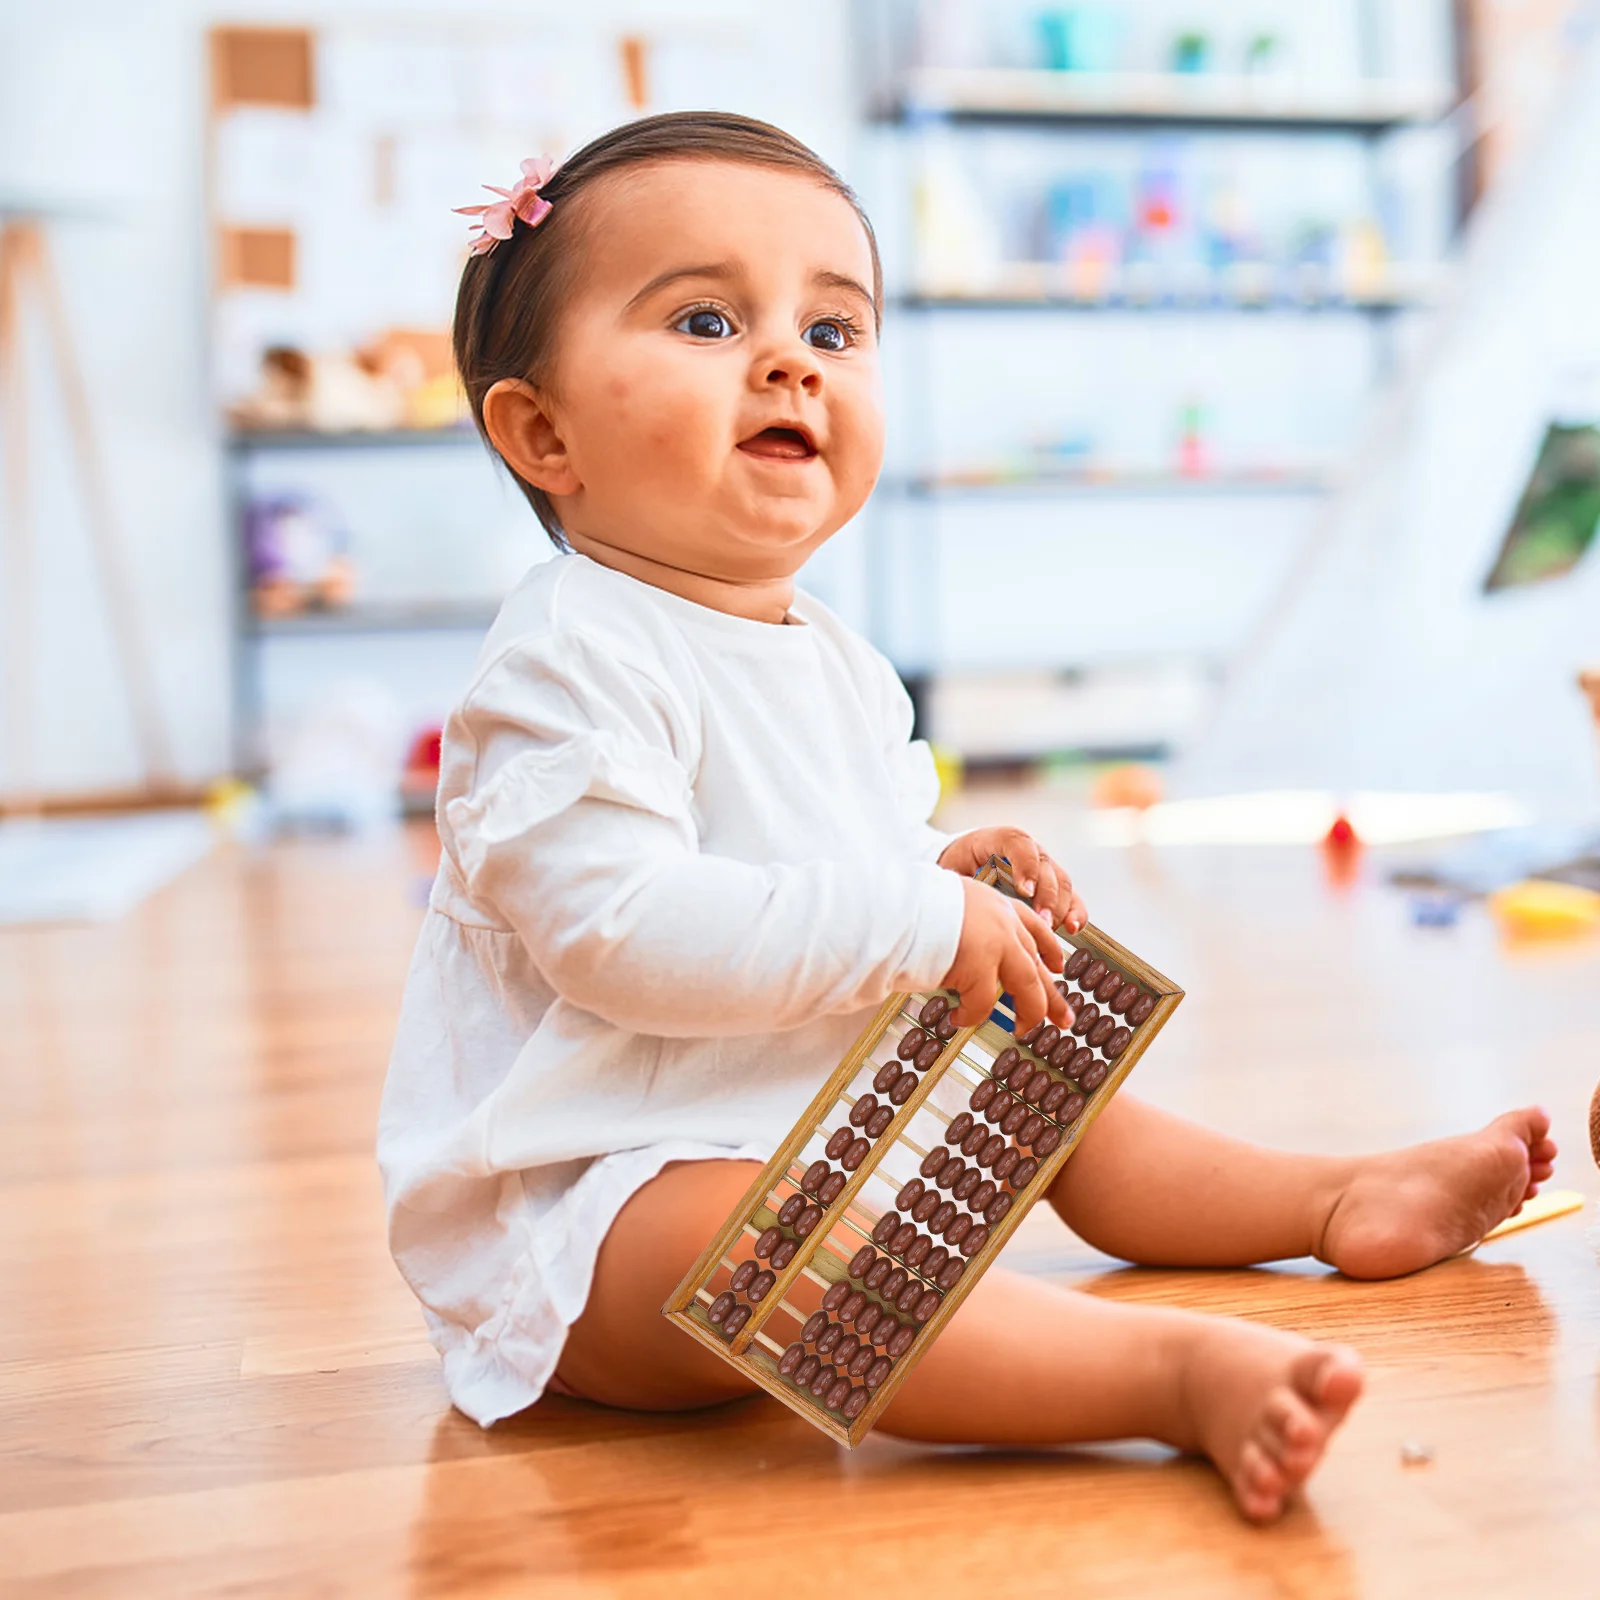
left=1263, top=1389, right=1325, bottom=1477
left=1236, top=1438, right=1287, bottom=1522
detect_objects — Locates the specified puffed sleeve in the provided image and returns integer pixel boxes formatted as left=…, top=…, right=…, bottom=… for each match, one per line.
left=438, top=630, right=963, bottom=1037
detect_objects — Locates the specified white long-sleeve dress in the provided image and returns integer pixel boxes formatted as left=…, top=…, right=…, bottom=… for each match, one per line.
left=378, top=553, right=964, bottom=1425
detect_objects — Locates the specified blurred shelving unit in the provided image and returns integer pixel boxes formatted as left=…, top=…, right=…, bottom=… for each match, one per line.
left=856, top=0, right=1465, bottom=762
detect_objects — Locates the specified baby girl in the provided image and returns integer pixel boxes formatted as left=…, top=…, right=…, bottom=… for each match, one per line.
left=379, top=111, right=1556, bottom=1523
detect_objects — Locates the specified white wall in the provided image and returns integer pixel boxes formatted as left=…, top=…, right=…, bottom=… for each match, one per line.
left=0, top=0, right=853, bottom=798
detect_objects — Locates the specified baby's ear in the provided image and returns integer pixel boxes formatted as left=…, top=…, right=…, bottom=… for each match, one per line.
left=482, top=379, right=581, bottom=496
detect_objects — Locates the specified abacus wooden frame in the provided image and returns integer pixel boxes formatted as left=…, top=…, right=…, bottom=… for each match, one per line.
left=662, top=861, right=1183, bottom=1447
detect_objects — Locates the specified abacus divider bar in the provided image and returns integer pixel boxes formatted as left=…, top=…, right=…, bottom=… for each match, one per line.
left=662, top=988, right=907, bottom=1317
left=847, top=983, right=1184, bottom=1443
left=727, top=1004, right=988, bottom=1357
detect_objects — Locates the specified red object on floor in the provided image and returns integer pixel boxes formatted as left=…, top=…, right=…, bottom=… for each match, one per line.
left=1325, top=813, right=1358, bottom=847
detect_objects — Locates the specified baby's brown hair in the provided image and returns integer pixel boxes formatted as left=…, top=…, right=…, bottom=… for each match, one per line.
left=452, top=110, right=883, bottom=547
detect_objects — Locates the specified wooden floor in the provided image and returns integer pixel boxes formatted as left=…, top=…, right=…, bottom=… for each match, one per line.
left=4, top=803, right=1600, bottom=1597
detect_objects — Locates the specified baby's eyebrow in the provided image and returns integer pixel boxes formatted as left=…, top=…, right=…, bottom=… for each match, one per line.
left=813, top=268, right=875, bottom=309
left=624, top=261, right=739, bottom=310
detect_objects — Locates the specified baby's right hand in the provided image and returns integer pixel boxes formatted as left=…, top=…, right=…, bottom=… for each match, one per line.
left=940, top=879, right=1072, bottom=1035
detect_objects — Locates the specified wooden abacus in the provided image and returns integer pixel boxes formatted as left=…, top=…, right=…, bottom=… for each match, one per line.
left=663, top=859, right=1184, bottom=1446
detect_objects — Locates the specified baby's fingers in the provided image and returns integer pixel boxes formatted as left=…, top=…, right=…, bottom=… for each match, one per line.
left=997, top=829, right=1044, bottom=899
left=1058, top=885, right=1089, bottom=935
left=1000, top=938, right=1055, bottom=1036
left=1013, top=900, right=1065, bottom=972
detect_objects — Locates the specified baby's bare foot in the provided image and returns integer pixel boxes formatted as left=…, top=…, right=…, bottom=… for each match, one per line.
left=1176, top=1320, right=1364, bottom=1523
left=1316, top=1108, right=1557, bottom=1280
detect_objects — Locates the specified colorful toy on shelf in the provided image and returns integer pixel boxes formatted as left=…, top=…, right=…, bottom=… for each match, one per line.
left=246, top=492, right=355, bottom=619
left=663, top=859, right=1183, bottom=1445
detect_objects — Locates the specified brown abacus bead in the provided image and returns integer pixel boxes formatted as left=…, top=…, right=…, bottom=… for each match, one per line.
left=1024, top=1071, right=1053, bottom=1107
left=914, top=1290, right=942, bottom=1322
left=724, top=1305, right=751, bottom=1336
left=779, top=1342, right=806, bottom=1377
left=810, top=1365, right=834, bottom=1398
left=897, top=1178, right=926, bottom=1212
left=983, top=1091, right=1012, bottom=1126
left=850, top=1094, right=879, bottom=1128
left=1005, top=1054, right=1037, bottom=1089
left=1128, top=994, right=1156, bottom=1025
left=1067, top=1046, right=1095, bottom=1080
left=993, top=1147, right=1020, bottom=1182
left=953, top=1167, right=981, bottom=1202
left=1095, top=969, right=1123, bottom=1003
left=923, top=1246, right=950, bottom=1279
left=1088, top=1016, right=1116, bottom=1049
left=841, top=1137, right=870, bottom=1171
left=1009, top=1157, right=1040, bottom=1190
left=796, top=1354, right=822, bottom=1386
left=897, top=1028, right=925, bottom=1062
left=935, top=1014, right=958, bottom=1041
left=978, top=1134, right=1006, bottom=1168
left=822, top=1281, right=851, bottom=1313
left=1111, top=980, right=1139, bottom=1015
left=969, top=1077, right=999, bottom=1113
left=864, top=1257, right=891, bottom=1290
left=992, top=1047, right=1021, bottom=1079
left=929, top=1200, right=957, bottom=1234
left=840, top=1290, right=866, bottom=1322
left=1071, top=1003, right=1101, bottom=1037
left=985, top=1192, right=1012, bottom=1227
left=970, top=1178, right=997, bottom=1213
left=920, top=994, right=950, bottom=1027
left=796, top=1205, right=823, bottom=1237
left=819, top=1171, right=847, bottom=1204
left=946, top=1112, right=975, bottom=1146
left=1058, top=1091, right=1086, bottom=1126
left=849, top=1345, right=875, bottom=1378
left=855, top=1303, right=882, bottom=1339
left=1033, top=1125, right=1062, bottom=1157
left=1018, top=1022, right=1045, bottom=1047
left=914, top=1037, right=943, bottom=1071
left=1065, top=948, right=1091, bottom=981
left=936, top=1258, right=966, bottom=1291
left=961, top=1125, right=989, bottom=1159
left=802, top=1161, right=830, bottom=1196
left=779, top=1194, right=806, bottom=1227
left=959, top=1226, right=989, bottom=1258
left=834, top=1333, right=861, bottom=1369
left=849, top=1244, right=876, bottom=1279
left=816, top=1322, right=843, bottom=1355
left=709, top=1291, right=736, bottom=1324
left=937, top=1156, right=965, bottom=1189
left=825, top=1127, right=853, bottom=1162
left=890, top=1222, right=917, bottom=1255
left=755, top=1226, right=782, bottom=1258
left=912, top=1190, right=940, bottom=1224
left=1019, top=1112, right=1045, bottom=1147
left=730, top=1260, right=757, bottom=1294
left=826, top=1376, right=852, bottom=1411
left=1080, top=1061, right=1109, bottom=1093
left=882, top=1267, right=908, bottom=1302
left=1104, top=1027, right=1132, bottom=1059
left=843, top=1387, right=870, bottom=1420
left=1040, top=1080, right=1070, bottom=1117
left=1081, top=958, right=1108, bottom=990
left=888, top=1324, right=918, bottom=1359
left=1048, top=1037, right=1078, bottom=1070
left=890, top=1070, right=918, bottom=1105
left=865, top=1357, right=892, bottom=1388
left=1032, top=1024, right=1062, bottom=1058
left=896, top=1280, right=922, bottom=1314
left=873, top=1060, right=903, bottom=1095
left=905, top=1233, right=932, bottom=1268
left=996, top=1101, right=1023, bottom=1137
left=920, top=1147, right=950, bottom=1180
left=867, top=1106, right=895, bottom=1138
left=944, top=1212, right=972, bottom=1246
left=802, top=1310, right=829, bottom=1342
left=749, top=1270, right=777, bottom=1303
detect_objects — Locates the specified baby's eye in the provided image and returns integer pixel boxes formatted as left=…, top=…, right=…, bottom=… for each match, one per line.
left=677, top=308, right=734, bottom=340
left=804, top=319, right=851, bottom=352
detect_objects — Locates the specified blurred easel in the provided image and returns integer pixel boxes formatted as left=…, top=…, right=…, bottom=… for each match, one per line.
left=0, top=201, right=175, bottom=815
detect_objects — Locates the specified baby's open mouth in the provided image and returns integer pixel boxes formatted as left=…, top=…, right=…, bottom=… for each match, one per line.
left=738, top=426, right=817, bottom=461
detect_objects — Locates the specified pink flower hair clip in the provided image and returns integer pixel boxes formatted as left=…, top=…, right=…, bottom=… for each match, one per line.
left=455, top=156, right=556, bottom=256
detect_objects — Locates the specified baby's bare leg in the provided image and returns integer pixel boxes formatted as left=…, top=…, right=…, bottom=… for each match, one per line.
left=1053, top=1094, right=1557, bottom=1278
left=557, top=1157, right=1362, bottom=1521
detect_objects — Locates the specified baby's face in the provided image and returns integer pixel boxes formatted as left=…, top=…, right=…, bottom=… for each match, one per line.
left=539, top=160, right=884, bottom=582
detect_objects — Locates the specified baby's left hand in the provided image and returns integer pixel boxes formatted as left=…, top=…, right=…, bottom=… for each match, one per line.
left=937, top=827, right=1087, bottom=934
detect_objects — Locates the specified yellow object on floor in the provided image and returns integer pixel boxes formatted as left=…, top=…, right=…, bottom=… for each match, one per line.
left=1478, top=1189, right=1585, bottom=1243
left=1487, top=879, right=1600, bottom=937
